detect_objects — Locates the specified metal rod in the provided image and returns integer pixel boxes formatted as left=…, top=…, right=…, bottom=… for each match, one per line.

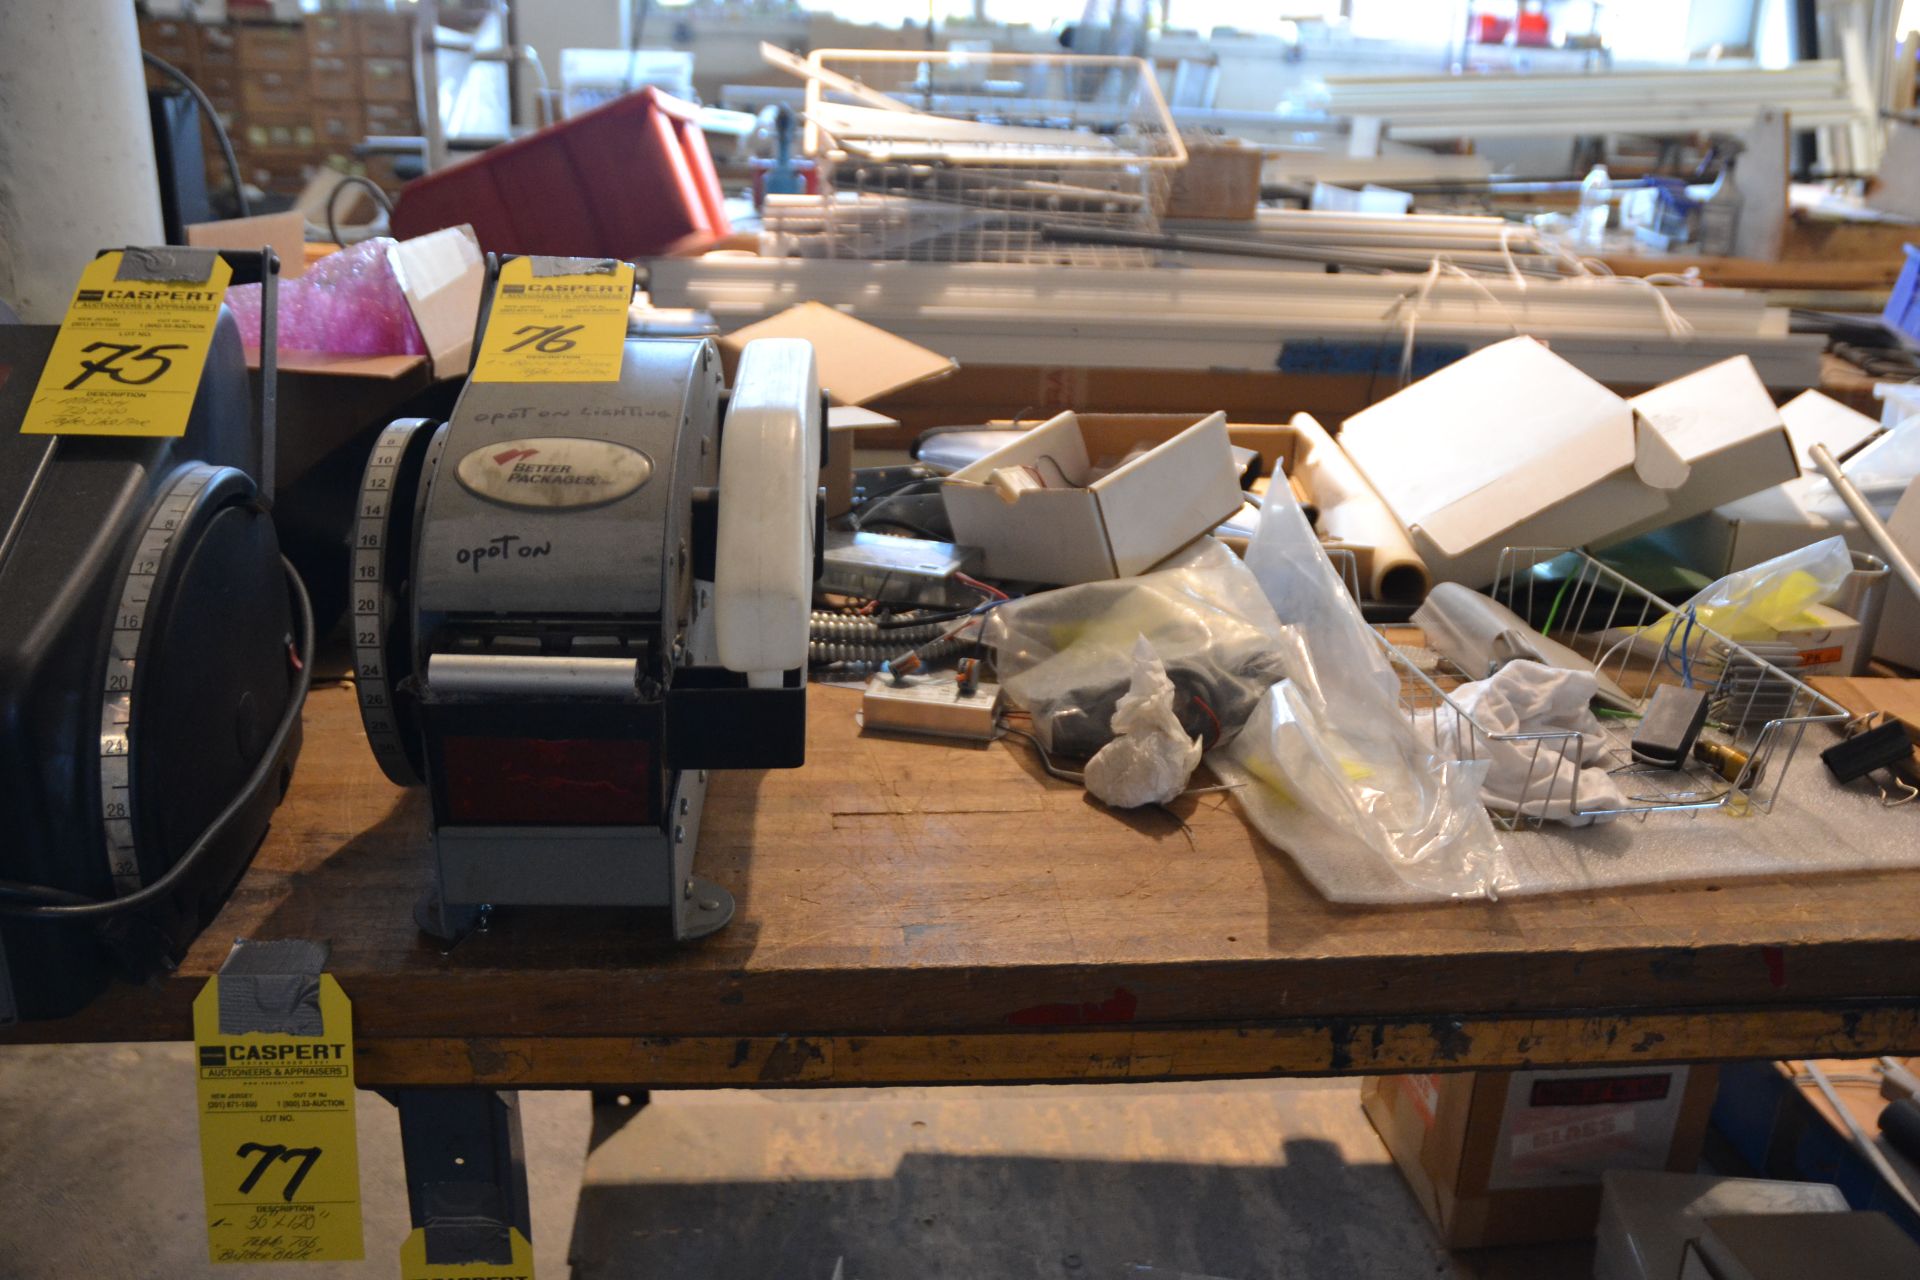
left=1036, top=223, right=1570, bottom=278
left=1809, top=444, right=1920, bottom=600
left=1801, top=1060, right=1920, bottom=1219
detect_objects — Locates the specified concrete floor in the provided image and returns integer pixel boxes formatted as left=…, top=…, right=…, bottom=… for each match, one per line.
left=0, top=1045, right=1590, bottom=1279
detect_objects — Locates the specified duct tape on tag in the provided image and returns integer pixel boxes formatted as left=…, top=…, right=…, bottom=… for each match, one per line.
left=194, top=938, right=363, bottom=1263
left=528, top=255, right=619, bottom=277
left=117, top=246, right=220, bottom=284
left=400, top=1226, right=535, bottom=1280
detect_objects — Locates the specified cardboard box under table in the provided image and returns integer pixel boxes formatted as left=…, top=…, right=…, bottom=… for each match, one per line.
left=1362, top=1065, right=1720, bottom=1250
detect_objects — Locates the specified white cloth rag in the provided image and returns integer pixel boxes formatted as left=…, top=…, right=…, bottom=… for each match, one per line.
left=1431, top=660, right=1625, bottom=825
left=1083, top=638, right=1204, bottom=808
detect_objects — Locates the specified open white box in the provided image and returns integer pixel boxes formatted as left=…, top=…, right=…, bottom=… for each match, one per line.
left=941, top=409, right=1244, bottom=584
left=1339, top=337, right=1797, bottom=587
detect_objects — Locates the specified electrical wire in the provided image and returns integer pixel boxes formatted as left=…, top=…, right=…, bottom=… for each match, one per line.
left=325, top=174, right=396, bottom=248
left=1678, top=607, right=1698, bottom=688
left=0, top=556, right=314, bottom=920
left=140, top=51, right=251, bottom=219
left=848, top=477, right=945, bottom=533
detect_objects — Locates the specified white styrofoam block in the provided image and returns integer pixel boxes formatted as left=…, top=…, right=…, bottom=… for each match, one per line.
left=1593, top=1170, right=1848, bottom=1280
left=715, top=338, right=820, bottom=685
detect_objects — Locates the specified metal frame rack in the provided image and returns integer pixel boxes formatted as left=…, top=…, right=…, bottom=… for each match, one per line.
left=1388, top=547, right=1851, bottom=831
left=781, top=49, right=1188, bottom=265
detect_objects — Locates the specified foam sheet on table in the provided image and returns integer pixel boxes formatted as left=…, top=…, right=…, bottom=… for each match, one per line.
left=1212, top=716, right=1918, bottom=905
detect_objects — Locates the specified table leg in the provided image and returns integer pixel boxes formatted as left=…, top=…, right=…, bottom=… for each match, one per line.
left=389, top=1088, right=532, bottom=1265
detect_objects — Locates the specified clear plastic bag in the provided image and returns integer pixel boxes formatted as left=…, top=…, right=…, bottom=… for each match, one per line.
left=1636, top=536, right=1853, bottom=646
left=982, top=538, right=1287, bottom=757
left=1216, top=487, right=1512, bottom=900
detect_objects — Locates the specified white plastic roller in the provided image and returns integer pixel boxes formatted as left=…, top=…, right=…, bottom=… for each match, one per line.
left=715, top=338, right=821, bottom=688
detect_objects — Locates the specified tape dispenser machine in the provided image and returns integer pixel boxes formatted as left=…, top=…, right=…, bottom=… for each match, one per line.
left=352, top=256, right=822, bottom=940
left=0, top=248, right=308, bottom=1022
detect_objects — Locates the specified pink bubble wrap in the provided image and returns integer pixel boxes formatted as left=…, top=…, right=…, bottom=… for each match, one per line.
left=226, top=237, right=426, bottom=357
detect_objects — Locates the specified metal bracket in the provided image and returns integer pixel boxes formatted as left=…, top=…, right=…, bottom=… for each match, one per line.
left=388, top=1088, right=532, bottom=1266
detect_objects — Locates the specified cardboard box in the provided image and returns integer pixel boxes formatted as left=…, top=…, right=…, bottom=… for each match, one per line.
left=981, top=412, right=1428, bottom=602
left=236, top=23, right=308, bottom=72
left=186, top=209, right=310, bottom=279
left=247, top=227, right=485, bottom=491
left=718, top=302, right=959, bottom=518
left=1738, top=603, right=1863, bottom=677
left=1362, top=1065, right=1721, bottom=1250
left=1340, top=338, right=1795, bottom=588
left=1165, top=139, right=1264, bottom=221
left=1341, top=336, right=1689, bottom=587
left=1605, top=356, right=1799, bottom=543
left=361, top=56, right=414, bottom=104
left=717, top=301, right=957, bottom=406
left=942, top=410, right=1244, bottom=584
left=1778, top=388, right=1882, bottom=467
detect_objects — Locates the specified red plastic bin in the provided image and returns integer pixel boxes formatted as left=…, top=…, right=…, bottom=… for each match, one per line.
left=390, top=86, right=731, bottom=260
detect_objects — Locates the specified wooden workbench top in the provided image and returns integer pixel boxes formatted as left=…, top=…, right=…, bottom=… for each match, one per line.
left=10, top=684, right=1920, bottom=1085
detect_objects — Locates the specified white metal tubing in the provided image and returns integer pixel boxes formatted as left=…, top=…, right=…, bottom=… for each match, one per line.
left=1810, top=445, right=1920, bottom=601
left=644, top=259, right=1821, bottom=386
left=0, top=0, right=165, bottom=320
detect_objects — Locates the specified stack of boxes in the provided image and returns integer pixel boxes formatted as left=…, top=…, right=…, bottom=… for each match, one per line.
left=137, top=11, right=418, bottom=200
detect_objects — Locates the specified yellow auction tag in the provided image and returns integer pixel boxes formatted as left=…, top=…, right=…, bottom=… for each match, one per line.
left=400, top=1227, right=536, bottom=1280
left=20, top=250, right=232, bottom=437
left=469, top=256, right=633, bottom=384
left=194, top=974, right=363, bottom=1263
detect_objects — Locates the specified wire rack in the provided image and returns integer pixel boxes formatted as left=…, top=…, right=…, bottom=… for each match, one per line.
left=1387, top=547, right=1851, bottom=831
left=776, top=49, right=1186, bottom=266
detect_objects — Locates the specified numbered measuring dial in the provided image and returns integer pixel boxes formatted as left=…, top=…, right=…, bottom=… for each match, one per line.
left=100, top=462, right=285, bottom=895
left=350, top=419, right=442, bottom=787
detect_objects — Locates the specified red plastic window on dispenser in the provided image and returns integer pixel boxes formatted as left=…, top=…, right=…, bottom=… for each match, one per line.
left=440, top=736, right=655, bottom=825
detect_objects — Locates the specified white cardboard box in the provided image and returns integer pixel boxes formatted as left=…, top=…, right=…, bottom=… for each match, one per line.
left=1778, top=388, right=1882, bottom=467
left=1606, top=356, right=1799, bottom=542
left=940, top=409, right=1244, bottom=584
left=1339, top=336, right=1688, bottom=586
left=1341, top=338, right=1798, bottom=587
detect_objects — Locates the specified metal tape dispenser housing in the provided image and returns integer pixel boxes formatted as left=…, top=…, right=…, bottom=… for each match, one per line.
left=354, top=256, right=823, bottom=941
left=0, top=248, right=310, bottom=1022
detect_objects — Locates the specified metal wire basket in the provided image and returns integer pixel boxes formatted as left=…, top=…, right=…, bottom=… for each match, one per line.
left=776, top=49, right=1187, bottom=265
left=1386, top=547, right=1851, bottom=831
